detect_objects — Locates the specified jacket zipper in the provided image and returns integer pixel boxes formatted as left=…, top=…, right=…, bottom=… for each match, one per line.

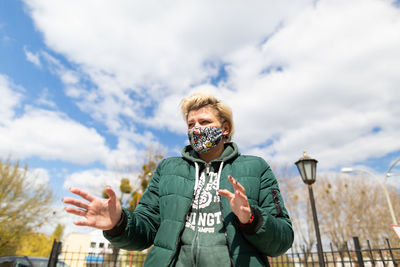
left=219, top=200, right=234, bottom=267
left=215, top=161, right=233, bottom=266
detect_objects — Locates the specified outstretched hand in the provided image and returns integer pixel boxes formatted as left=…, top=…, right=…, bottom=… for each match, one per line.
left=218, top=176, right=252, bottom=224
left=62, top=187, right=122, bottom=230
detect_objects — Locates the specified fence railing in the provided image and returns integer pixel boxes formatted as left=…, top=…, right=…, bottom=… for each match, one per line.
left=57, top=249, right=147, bottom=267
left=272, top=237, right=400, bottom=267
left=50, top=237, right=400, bottom=267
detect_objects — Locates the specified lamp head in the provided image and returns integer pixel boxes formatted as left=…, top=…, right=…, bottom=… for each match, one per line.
left=295, top=151, right=318, bottom=185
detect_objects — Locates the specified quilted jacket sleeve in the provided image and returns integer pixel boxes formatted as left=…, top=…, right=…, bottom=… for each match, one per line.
left=103, top=160, right=164, bottom=250
left=241, top=158, right=294, bottom=257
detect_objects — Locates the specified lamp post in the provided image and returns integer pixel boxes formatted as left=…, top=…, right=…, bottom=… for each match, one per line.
left=295, top=152, right=325, bottom=267
left=386, top=157, right=400, bottom=178
left=341, top=158, right=400, bottom=225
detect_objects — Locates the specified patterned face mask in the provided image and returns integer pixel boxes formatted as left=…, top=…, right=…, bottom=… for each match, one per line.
left=188, top=126, right=223, bottom=153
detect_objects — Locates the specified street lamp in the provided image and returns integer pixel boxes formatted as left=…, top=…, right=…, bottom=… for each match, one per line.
left=295, top=152, right=325, bottom=267
left=341, top=164, right=399, bottom=225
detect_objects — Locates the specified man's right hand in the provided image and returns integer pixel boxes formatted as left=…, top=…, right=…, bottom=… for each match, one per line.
left=62, top=187, right=122, bottom=230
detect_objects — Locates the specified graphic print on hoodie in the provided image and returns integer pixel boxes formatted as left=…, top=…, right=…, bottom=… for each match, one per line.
left=175, top=162, right=231, bottom=266
left=185, top=163, right=223, bottom=233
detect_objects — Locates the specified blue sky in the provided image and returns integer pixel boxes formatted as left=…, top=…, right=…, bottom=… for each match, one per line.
left=1, top=0, right=400, bottom=235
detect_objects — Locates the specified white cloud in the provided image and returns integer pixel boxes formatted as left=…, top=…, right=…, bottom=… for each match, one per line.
left=0, top=107, right=110, bottom=164
left=0, top=74, right=23, bottom=124
left=23, top=0, right=312, bottom=130
left=105, top=136, right=147, bottom=170
left=25, top=167, right=51, bottom=188
left=34, top=202, right=85, bottom=238
left=41, top=51, right=82, bottom=86
left=0, top=74, right=159, bottom=171
left=63, top=169, right=140, bottom=199
left=24, top=47, right=41, bottom=67
left=63, top=169, right=114, bottom=195
left=36, top=87, right=56, bottom=108
left=22, top=0, right=400, bottom=171
left=24, top=0, right=312, bottom=92
left=228, top=0, right=400, bottom=168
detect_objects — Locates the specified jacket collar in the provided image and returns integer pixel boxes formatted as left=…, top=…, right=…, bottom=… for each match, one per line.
left=181, top=142, right=239, bottom=164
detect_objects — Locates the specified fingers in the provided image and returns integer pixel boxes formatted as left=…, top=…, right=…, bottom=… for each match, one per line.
left=218, top=188, right=248, bottom=205
left=220, top=176, right=248, bottom=201
left=240, top=206, right=251, bottom=213
left=64, top=206, right=95, bottom=227
left=228, top=176, right=246, bottom=194
left=64, top=206, right=87, bottom=217
left=217, top=189, right=233, bottom=199
left=74, top=220, right=93, bottom=227
left=104, top=186, right=117, bottom=200
left=62, top=197, right=89, bottom=210
left=70, top=187, right=95, bottom=202
left=234, top=189, right=249, bottom=203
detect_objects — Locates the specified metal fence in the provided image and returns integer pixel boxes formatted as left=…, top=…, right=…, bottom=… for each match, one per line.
left=50, top=237, right=400, bottom=267
left=56, top=249, right=146, bottom=267
left=271, top=237, right=400, bottom=267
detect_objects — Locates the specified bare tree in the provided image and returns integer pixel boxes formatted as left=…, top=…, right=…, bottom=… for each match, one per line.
left=314, top=174, right=400, bottom=249
left=271, top=164, right=316, bottom=259
left=270, top=164, right=400, bottom=255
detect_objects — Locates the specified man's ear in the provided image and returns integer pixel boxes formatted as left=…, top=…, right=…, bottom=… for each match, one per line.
left=222, top=121, right=230, bottom=137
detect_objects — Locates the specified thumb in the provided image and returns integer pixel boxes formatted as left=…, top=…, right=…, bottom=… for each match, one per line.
left=105, top=186, right=122, bottom=217
left=105, top=186, right=117, bottom=201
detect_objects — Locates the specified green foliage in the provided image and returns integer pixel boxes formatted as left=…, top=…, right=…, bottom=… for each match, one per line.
left=0, top=159, right=54, bottom=256
left=128, top=191, right=141, bottom=212
left=138, top=154, right=163, bottom=190
left=15, top=224, right=64, bottom=256
left=15, top=232, right=51, bottom=256
left=120, top=178, right=133, bottom=194
left=112, top=150, right=163, bottom=212
left=127, top=153, right=163, bottom=211
left=50, top=224, right=65, bottom=241
left=102, top=189, right=109, bottom=199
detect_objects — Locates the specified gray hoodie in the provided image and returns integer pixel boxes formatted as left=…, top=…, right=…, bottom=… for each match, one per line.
left=174, top=143, right=239, bottom=267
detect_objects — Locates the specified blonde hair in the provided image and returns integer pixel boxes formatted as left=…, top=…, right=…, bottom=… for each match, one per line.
left=180, top=92, right=234, bottom=141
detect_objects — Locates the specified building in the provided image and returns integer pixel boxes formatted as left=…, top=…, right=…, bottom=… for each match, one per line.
left=61, top=230, right=113, bottom=267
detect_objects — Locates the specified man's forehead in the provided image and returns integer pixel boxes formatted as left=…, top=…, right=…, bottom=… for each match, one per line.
left=187, top=106, right=218, bottom=119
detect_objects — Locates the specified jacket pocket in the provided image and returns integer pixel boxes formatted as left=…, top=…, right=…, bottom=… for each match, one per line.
left=271, top=189, right=283, bottom=217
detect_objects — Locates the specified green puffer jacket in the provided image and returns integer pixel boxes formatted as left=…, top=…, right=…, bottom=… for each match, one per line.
left=104, top=142, right=294, bottom=266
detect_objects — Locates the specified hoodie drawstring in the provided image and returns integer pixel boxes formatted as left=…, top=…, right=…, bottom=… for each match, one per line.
left=217, top=161, right=224, bottom=187
left=192, top=162, right=200, bottom=266
left=194, top=162, right=200, bottom=194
